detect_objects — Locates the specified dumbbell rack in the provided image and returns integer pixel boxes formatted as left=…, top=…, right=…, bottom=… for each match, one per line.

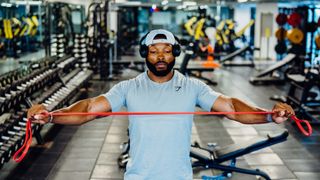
left=51, top=34, right=66, bottom=58
left=73, top=34, right=89, bottom=69
left=0, top=55, right=93, bottom=169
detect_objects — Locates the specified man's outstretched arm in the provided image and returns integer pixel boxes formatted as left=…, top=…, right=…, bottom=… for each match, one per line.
left=211, top=95, right=295, bottom=124
left=28, top=96, right=111, bottom=125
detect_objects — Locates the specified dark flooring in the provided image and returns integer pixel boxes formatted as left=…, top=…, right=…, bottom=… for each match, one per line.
left=0, top=54, right=319, bottom=180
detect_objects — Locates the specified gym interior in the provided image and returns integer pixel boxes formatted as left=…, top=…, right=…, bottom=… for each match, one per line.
left=0, top=0, right=319, bottom=179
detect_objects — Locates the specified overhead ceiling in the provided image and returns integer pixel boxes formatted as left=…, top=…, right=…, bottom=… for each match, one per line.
left=129, top=0, right=319, bottom=5
left=120, top=0, right=320, bottom=8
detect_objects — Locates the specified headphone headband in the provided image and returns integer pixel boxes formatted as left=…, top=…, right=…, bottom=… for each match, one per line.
left=139, top=30, right=181, bottom=58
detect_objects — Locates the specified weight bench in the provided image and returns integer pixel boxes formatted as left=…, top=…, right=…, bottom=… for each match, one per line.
left=249, top=54, right=297, bottom=85
left=191, top=131, right=289, bottom=180
left=219, top=45, right=255, bottom=67
left=177, top=47, right=218, bottom=85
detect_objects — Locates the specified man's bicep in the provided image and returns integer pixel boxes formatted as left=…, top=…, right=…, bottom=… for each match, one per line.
left=211, top=95, right=234, bottom=112
left=89, top=95, right=112, bottom=112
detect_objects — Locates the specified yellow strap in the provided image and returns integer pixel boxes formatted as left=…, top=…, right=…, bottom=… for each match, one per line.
left=5, top=19, right=13, bottom=39
left=225, top=29, right=230, bottom=36
left=228, top=23, right=234, bottom=30
left=12, top=18, right=21, bottom=26
left=221, top=31, right=229, bottom=44
left=216, top=21, right=225, bottom=31
left=31, top=16, right=39, bottom=26
left=235, top=20, right=254, bottom=37
left=12, top=18, right=22, bottom=37
left=184, top=17, right=197, bottom=36
left=20, top=25, right=28, bottom=36
left=225, top=19, right=232, bottom=24
left=24, top=17, right=34, bottom=35
left=30, top=16, right=38, bottom=36
left=3, top=20, right=8, bottom=39
left=194, top=18, right=205, bottom=40
left=14, top=29, right=20, bottom=36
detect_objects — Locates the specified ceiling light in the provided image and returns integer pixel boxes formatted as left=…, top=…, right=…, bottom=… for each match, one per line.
left=161, top=0, right=168, bottom=6
left=183, top=1, right=197, bottom=6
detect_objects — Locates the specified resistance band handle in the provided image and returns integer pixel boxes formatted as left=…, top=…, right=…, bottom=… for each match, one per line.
left=290, top=115, right=312, bottom=137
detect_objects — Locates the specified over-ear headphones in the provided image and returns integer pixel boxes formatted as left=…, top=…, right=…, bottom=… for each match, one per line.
left=139, top=32, right=181, bottom=58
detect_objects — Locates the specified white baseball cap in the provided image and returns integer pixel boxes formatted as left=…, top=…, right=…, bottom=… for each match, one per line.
left=144, top=29, right=176, bottom=46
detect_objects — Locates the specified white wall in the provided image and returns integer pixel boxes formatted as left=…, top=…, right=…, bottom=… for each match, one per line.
left=151, top=12, right=172, bottom=25
left=233, top=5, right=252, bottom=48
left=254, top=3, right=278, bottom=60
left=234, top=5, right=251, bottom=37
left=109, top=0, right=128, bottom=33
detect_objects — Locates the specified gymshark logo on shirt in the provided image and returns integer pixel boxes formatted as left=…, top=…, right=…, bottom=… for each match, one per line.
left=175, top=86, right=181, bottom=91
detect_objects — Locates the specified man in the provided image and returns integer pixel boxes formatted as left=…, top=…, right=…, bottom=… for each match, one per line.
left=28, top=29, right=294, bottom=180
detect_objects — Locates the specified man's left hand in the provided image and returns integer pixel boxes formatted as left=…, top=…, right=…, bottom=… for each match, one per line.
left=272, top=103, right=295, bottom=124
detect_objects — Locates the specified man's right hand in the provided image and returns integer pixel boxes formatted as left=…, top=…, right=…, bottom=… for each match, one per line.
left=27, top=104, right=50, bottom=124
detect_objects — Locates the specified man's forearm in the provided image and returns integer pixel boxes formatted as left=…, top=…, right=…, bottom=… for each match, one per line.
left=49, top=99, right=98, bottom=125
left=228, top=98, right=269, bottom=124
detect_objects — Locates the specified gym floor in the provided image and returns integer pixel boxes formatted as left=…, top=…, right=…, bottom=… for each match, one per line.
left=0, top=53, right=320, bottom=180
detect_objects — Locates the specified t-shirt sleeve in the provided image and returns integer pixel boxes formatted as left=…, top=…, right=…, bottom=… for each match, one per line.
left=103, top=81, right=128, bottom=112
left=195, top=80, right=221, bottom=111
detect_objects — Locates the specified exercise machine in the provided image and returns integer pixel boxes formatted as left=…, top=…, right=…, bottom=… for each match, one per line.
left=271, top=67, right=320, bottom=124
left=191, top=131, right=288, bottom=180
left=219, top=45, right=257, bottom=67
left=118, top=131, right=289, bottom=180
left=177, top=43, right=218, bottom=86
left=249, top=53, right=299, bottom=85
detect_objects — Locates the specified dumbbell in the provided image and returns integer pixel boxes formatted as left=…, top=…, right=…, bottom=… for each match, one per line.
left=0, top=150, right=6, bottom=168
left=4, top=138, right=19, bottom=155
left=13, top=81, right=27, bottom=101
left=44, top=98, right=58, bottom=108
left=49, top=89, right=69, bottom=105
left=5, top=86, right=20, bottom=108
left=20, top=118, right=39, bottom=132
left=18, top=80, right=33, bottom=95
left=49, top=91, right=67, bottom=104
left=0, top=89, right=12, bottom=111
left=0, top=99, right=7, bottom=113
left=2, top=124, right=25, bottom=152
left=37, top=84, right=61, bottom=103
left=0, top=127, right=18, bottom=161
left=0, top=141, right=12, bottom=162
left=6, top=129, right=25, bottom=149
left=5, top=118, right=20, bottom=129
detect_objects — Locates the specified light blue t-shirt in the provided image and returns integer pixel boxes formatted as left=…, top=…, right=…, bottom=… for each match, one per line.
left=104, top=70, right=220, bottom=180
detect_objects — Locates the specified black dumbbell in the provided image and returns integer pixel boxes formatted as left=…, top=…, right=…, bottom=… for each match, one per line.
left=5, top=132, right=24, bottom=152
left=0, top=150, right=6, bottom=169
left=0, top=142, right=12, bottom=162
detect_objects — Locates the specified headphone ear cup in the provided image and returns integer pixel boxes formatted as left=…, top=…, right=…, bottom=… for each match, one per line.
left=172, top=44, right=181, bottom=57
left=139, top=45, right=148, bottom=58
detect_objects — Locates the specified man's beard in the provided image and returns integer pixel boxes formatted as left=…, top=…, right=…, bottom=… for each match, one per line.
left=146, top=59, right=175, bottom=77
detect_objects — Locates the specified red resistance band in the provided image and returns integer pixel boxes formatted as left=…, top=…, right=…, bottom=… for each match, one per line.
left=12, top=111, right=312, bottom=162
